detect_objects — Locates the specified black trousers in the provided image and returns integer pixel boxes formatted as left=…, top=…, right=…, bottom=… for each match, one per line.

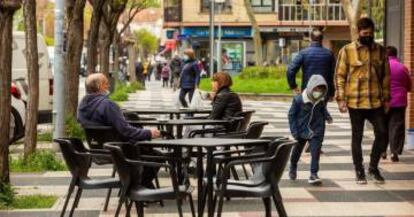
left=349, top=107, right=387, bottom=171
left=179, top=88, right=195, bottom=108
left=386, top=107, right=407, bottom=155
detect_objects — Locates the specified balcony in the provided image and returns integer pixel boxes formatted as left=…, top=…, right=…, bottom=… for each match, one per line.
left=278, top=3, right=346, bottom=22
left=164, top=6, right=181, bottom=23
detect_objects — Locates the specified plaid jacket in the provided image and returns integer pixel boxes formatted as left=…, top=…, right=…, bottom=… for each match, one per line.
left=335, top=41, right=390, bottom=109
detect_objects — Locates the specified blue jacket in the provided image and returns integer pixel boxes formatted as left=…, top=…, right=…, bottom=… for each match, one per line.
left=77, top=93, right=152, bottom=144
left=287, top=42, right=336, bottom=98
left=180, top=60, right=200, bottom=89
left=288, top=75, right=331, bottom=140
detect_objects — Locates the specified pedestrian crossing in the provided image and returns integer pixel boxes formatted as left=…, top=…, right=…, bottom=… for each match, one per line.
left=9, top=80, right=414, bottom=217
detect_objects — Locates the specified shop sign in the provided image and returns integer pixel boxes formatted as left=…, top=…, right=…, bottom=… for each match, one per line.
left=182, top=27, right=252, bottom=38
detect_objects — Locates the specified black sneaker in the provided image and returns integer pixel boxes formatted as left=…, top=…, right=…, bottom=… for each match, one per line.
left=308, top=174, right=322, bottom=185
left=368, top=168, right=385, bottom=184
left=391, top=154, right=399, bottom=162
left=355, top=170, right=367, bottom=185
left=289, top=168, right=297, bottom=180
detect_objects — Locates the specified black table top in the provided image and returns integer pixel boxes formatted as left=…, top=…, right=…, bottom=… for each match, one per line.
left=136, top=138, right=270, bottom=148
left=128, top=119, right=229, bottom=126
left=123, top=108, right=212, bottom=114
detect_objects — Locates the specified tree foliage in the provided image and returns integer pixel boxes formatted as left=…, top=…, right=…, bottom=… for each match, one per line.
left=134, top=29, right=158, bottom=59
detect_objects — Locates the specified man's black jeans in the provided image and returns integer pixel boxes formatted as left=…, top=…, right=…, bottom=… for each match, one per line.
left=348, top=107, right=387, bottom=172
left=179, top=88, right=195, bottom=108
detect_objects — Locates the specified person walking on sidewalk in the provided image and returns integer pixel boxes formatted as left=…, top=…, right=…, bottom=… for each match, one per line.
left=335, top=18, right=390, bottom=184
left=170, top=55, right=182, bottom=90
left=287, top=28, right=336, bottom=99
left=179, top=49, right=201, bottom=107
left=383, top=46, right=412, bottom=162
left=288, top=75, right=332, bottom=185
left=161, top=62, right=171, bottom=88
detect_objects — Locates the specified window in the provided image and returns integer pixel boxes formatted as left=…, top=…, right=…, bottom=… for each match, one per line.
left=251, top=0, right=274, bottom=13
left=201, top=0, right=232, bottom=13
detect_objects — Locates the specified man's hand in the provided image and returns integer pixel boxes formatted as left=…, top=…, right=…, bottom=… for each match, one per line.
left=338, top=101, right=348, bottom=113
left=327, top=116, right=333, bottom=124
left=150, top=129, right=161, bottom=139
left=383, top=102, right=390, bottom=114
left=293, top=87, right=301, bottom=95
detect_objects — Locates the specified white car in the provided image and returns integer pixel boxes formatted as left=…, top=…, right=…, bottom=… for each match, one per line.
left=10, top=82, right=26, bottom=144
left=13, top=32, right=53, bottom=123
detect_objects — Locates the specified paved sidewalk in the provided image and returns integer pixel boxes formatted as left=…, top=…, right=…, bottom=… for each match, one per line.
left=9, top=80, right=414, bottom=217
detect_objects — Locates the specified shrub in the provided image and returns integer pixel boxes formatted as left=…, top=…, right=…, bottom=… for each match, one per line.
left=110, top=81, right=144, bottom=101
left=0, top=183, right=15, bottom=209
left=65, top=115, right=85, bottom=140
left=129, top=81, right=145, bottom=92
left=37, top=131, right=53, bottom=142
left=10, top=150, right=67, bottom=172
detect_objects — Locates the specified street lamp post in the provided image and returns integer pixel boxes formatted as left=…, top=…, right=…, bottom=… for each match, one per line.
left=215, top=0, right=225, bottom=72
left=209, top=0, right=215, bottom=76
left=53, top=0, right=65, bottom=140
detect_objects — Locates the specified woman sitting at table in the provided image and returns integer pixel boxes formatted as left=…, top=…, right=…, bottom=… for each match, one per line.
left=184, top=72, right=242, bottom=138
left=209, top=72, right=243, bottom=120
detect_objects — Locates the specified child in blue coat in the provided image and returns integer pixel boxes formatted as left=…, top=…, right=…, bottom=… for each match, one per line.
left=288, top=74, right=332, bottom=185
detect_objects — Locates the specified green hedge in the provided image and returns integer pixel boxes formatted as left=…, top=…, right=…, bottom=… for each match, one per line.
left=199, top=65, right=300, bottom=94
left=239, top=65, right=288, bottom=80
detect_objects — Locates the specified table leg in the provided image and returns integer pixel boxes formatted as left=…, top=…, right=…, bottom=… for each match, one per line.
left=197, top=147, right=204, bottom=217
left=177, top=125, right=183, bottom=139
left=206, top=149, right=214, bottom=217
left=175, top=147, right=184, bottom=184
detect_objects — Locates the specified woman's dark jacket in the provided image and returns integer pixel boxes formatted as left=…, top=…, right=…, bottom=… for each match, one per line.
left=209, top=87, right=242, bottom=120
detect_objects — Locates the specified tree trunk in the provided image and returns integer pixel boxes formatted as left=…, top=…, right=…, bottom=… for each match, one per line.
left=341, top=0, right=363, bottom=41
left=113, top=31, right=121, bottom=75
left=0, top=0, right=21, bottom=184
left=86, top=0, right=105, bottom=74
left=99, top=19, right=111, bottom=77
left=23, top=0, right=39, bottom=159
left=243, top=0, right=263, bottom=66
left=128, top=44, right=137, bottom=82
left=64, top=0, right=86, bottom=117
left=266, top=40, right=275, bottom=65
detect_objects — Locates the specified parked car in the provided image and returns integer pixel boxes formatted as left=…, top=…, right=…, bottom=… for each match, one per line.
left=13, top=32, right=53, bottom=123
left=10, top=82, right=26, bottom=144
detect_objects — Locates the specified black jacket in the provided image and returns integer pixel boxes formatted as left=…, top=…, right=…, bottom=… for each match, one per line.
left=209, top=87, right=242, bottom=120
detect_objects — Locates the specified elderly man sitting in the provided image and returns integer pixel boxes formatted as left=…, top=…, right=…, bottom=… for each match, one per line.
left=77, top=73, right=161, bottom=187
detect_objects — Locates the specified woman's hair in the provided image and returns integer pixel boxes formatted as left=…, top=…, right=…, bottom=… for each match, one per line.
left=212, top=72, right=233, bottom=89
left=386, top=46, right=398, bottom=57
left=184, top=49, right=195, bottom=60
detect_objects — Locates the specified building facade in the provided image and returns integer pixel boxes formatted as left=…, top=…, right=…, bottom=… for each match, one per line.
left=163, top=0, right=350, bottom=72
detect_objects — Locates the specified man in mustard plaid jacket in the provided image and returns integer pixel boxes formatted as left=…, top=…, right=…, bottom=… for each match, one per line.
left=335, top=18, right=390, bottom=185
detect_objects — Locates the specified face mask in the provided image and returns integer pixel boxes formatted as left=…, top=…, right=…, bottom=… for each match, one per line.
left=183, top=55, right=189, bottom=61
left=359, top=35, right=374, bottom=46
left=312, top=91, right=323, bottom=99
